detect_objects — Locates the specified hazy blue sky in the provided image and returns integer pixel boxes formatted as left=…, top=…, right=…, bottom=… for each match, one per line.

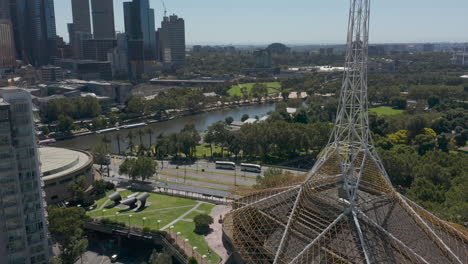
left=54, top=0, right=468, bottom=45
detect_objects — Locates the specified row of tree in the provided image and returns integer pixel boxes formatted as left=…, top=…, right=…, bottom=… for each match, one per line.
left=44, top=96, right=101, bottom=122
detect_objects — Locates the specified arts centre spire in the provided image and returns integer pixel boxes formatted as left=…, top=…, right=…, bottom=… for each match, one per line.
left=222, top=1, right=468, bottom=263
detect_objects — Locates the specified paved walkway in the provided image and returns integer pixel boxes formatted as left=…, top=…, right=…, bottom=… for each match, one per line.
left=161, top=201, right=203, bottom=230
left=205, top=205, right=230, bottom=263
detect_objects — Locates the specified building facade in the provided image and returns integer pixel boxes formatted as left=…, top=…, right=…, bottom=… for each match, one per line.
left=41, top=66, right=62, bottom=82
left=71, top=0, right=91, bottom=34
left=8, top=0, right=57, bottom=66
left=0, top=20, right=16, bottom=70
left=82, top=39, right=117, bottom=61
left=158, top=14, right=186, bottom=68
left=108, top=33, right=130, bottom=78
left=123, top=0, right=157, bottom=60
left=0, top=88, right=51, bottom=264
left=91, top=0, right=115, bottom=39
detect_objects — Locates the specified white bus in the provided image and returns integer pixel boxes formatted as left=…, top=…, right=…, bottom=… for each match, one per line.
left=215, top=161, right=236, bottom=170
left=240, top=163, right=262, bottom=173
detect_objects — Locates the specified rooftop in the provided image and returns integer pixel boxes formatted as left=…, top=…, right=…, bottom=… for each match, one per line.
left=39, top=147, right=92, bottom=181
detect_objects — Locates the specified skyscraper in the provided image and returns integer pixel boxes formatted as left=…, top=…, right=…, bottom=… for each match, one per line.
left=8, top=0, right=57, bottom=66
left=123, top=0, right=157, bottom=60
left=71, top=0, right=91, bottom=34
left=91, top=0, right=115, bottom=39
left=0, top=20, right=16, bottom=70
left=0, top=88, right=51, bottom=264
left=158, top=14, right=186, bottom=68
left=70, top=0, right=92, bottom=59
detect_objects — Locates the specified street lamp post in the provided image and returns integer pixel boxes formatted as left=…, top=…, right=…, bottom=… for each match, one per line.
left=142, top=217, right=147, bottom=227
left=102, top=209, right=107, bottom=217
left=157, top=220, right=161, bottom=230
left=192, top=246, right=198, bottom=259
left=128, top=214, right=133, bottom=229
left=176, top=231, right=181, bottom=242
left=184, top=238, right=189, bottom=252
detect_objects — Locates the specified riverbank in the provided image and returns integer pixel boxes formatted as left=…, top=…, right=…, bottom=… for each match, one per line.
left=48, top=95, right=282, bottom=143
left=52, top=102, right=277, bottom=151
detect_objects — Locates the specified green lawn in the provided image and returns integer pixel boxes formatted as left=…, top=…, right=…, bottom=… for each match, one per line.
left=370, top=106, right=404, bottom=116
left=228, top=82, right=281, bottom=97
left=88, top=190, right=198, bottom=218
left=88, top=190, right=221, bottom=262
left=195, top=144, right=222, bottom=158
left=173, top=203, right=220, bottom=263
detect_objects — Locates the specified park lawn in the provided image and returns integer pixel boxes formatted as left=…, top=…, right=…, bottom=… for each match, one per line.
left=228, top=82, right=281, bottom=97
left=87, top=190, right=198, bottom=218
left=195, top=144, right=222, bottom=158
left=173, top=205, right=221, bottom=263
left=183, top=204, right=216, bottom=220
left=370, top=106, right=404, bottom=116
left=92, top=190, right=115, bottom=209
left=106, top=207, right=191, bottom=230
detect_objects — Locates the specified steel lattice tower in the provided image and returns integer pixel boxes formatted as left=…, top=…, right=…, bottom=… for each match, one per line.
left=222, top=1, right=468, bottom=263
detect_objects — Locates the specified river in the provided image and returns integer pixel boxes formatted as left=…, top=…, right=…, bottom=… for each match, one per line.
left=53, top=103, right=276, bottom=152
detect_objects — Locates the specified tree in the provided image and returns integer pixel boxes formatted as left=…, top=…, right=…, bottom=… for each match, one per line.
left=119, top=156, right=157, bottom=181
left=251, top=83, right=268, bottom=99
left=57, top=115, right=76, bottom=135
left=48, top=207, right=89, bottom=264
left=149, top=249, right=172, bottom=264
left=92, top=143, right=109, bottom=171
left=225, top=116, right=234, bottom=125
left=193, top=214, right=213, bottom=235
left=255, top=168, right=303, bottom=189
left=390, top=96, right=407, bottom=110
left=127, top=131, right=135, bottom=152
left=92, top=116, right=107, bottom=129
left=115, top=133, right=122, bottom=154
left=406, top=116, right=428, bottom=139
left=146, top=127, right=155, bottom=147
left=427, top=96, right=440, bottom=108
left=241, top=114, right=249, bottom=122
left=93, top=180, right=114, bottom=196
left=206, top=121, right=228, bottom=157
left=413, top=133, right=436, bottom=155
left=67, top=176, right=93, bottom=206
left=188, top=257, right=198, bottom=264
left=127, top=96, right=146, bottom=115
left=204, top=129, right=215, bottom=159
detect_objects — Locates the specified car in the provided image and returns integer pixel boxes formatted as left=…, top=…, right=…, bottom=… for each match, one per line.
left=110, top=254, right=118, bottom=262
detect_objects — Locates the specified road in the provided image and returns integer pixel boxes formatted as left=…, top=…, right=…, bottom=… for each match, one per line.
left=105, top=158, right=305, bottom=192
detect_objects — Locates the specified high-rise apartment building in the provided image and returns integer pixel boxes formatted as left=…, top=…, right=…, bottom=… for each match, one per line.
left=158, top=15, right=186, bottom=68
left=0, top=20, right=16, bottom=70
left=8, top=0, right=57, bottom=66
left=0, top=88, right=51, bottom=264
left=91, top=0, right=115, bottom=39
left=123, top=0, right=157, bottom=60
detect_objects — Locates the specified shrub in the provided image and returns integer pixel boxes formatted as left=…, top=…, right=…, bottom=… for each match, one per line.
left=188, top=257, right=198, bottom=264
left=193, top=214, right=213, bottom=235
left=143, top=227, right=151, bottom=233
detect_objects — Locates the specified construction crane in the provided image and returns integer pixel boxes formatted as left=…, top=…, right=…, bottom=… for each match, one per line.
left=161, top=0, right=167, bottom=17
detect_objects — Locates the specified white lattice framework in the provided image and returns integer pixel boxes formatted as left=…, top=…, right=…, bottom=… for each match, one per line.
left=222, top=1, right=468, bottom=263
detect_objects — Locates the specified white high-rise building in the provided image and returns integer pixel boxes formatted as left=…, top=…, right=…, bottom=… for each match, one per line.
left=0, top=88, right=51, bottom=264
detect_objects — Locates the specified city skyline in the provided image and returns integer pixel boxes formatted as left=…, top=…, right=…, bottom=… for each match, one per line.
left=53, top=0, right=468, bottom=45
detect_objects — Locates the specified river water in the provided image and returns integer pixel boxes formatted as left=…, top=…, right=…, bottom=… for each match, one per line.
left=53, top=103, right=276, bottom=152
